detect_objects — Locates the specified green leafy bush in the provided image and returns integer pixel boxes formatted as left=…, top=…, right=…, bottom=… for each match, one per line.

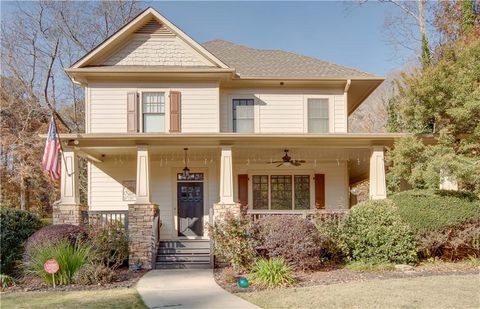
left=250, top=258, right=296, bottom=288
left=314, top=214, right=347, bottom=262
left=87, top=222, right=129, bottom=269
left=252, top=215, right=323, bottom=271
left=390, top=190, right=480, bottom=234
left=73, top=264, right=114, bottom=285
left=0, top=207, right=42, bottom=275
left=24, top=240, right=91, bottom=286
left=24, top=224, right=88, bottom=260
left=342, top=200, right=418, bottom=265
left=0, top=274, right=15, bottom=289
left=209, top=212, right=256, bottom=272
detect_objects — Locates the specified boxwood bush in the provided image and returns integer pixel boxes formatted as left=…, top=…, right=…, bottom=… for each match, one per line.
left=390, top=190, right=480, bottom=234
left=252, top=215, right=323, bottom=270
left=0, top=207, right=42, bottom=275
left=341, top=200, right=418, bottom=265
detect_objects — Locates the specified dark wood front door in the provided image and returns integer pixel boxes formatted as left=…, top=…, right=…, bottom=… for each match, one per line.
left=177, top=182, right=204, bottom=237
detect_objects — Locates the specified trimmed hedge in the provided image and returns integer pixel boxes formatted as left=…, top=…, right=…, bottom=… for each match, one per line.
left=0, top=208, right=42, bottom=275
left=390, top=190, right=480, bottom=234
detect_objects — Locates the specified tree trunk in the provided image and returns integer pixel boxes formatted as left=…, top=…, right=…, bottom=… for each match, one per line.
left=20, top=176, right=26, bottom=210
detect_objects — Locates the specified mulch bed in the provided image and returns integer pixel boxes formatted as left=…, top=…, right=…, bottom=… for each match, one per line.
left=2, top=268, right=147, bottom=293
left=214, top=263, right=480, bottom=294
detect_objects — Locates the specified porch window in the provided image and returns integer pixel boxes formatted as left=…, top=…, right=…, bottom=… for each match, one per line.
left=233, top=99, right=254, bottom=133
left=252, top=175, right=311, bottom=210
left=308, top=98, right=329, bottom=133
left=143, top=92, right=165, bottom=132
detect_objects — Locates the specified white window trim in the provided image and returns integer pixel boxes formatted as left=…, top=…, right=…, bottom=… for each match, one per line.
left=247, top=170, right=315, bottom=211
left=303, top=95, right=334, bottom=133
left=227, top=94, right=259, bottom=133
left=138, top=89, right=171, bottom=133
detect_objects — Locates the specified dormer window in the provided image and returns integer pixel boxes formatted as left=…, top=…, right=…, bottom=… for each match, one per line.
left=233, top=99, right=254, bottom=133
left=143, top=92, right=165, bottom=132
left=307, top=98, right=329, bottom=133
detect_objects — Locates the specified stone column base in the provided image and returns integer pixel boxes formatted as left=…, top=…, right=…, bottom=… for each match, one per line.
left=52, top=203, right=87, bottom=225
left=128, top=203, right=159, bottom=270
left=213, top=203, right=241, bottom=224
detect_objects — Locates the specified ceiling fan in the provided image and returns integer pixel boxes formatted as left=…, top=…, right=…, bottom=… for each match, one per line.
left=270, top=149, right=306, bottom=167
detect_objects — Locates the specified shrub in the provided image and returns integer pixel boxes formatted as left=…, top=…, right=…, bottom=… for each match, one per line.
left=314, top=214, right=347, bottom=262
left=73, top=264, right=114, bottom=285
left=221, top=267, right=238, bottom=284
left=341, top=200, right=418, bottom=265
left=252, top=215, right=323, bottom=271
left=390, top=190, right=480, bottom=234
left=250, top=258, right=296, bottom=288
left=209, top=212, right=256, bottom=272
left=0, top=274, right=15, bottom=289
left=0, top=207, right=42, bottom=275
left=87, top=222, right=129, bottom=269
left=24, top=240, right=91, bottom=286
left=24, top=224, right=88, bottom=260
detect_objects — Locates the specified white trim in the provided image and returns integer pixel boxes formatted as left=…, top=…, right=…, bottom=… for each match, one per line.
left=303, top=94, right=334, bottom=133
left=227, top=94, right=259, bottom=133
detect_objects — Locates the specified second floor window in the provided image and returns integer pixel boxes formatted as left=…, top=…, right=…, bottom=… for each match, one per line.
left=308, top=98, right=329, bottom=133
left=143, top=92, right=165, bottom=133
left=233, top=99, right=254, bottom=133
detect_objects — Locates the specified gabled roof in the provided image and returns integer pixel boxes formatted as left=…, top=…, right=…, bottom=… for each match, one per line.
left=70, top=7, right=228, bottom=69
left=202, top=39, right=379, bottom=79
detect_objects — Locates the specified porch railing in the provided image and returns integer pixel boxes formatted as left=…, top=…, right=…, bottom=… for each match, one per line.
left=246, top=209, right=350, bottom=222
left=82, top=210, right=129, bottom=229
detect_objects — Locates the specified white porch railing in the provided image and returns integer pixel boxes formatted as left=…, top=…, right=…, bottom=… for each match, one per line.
left=247, top=209, right=313, bottom=221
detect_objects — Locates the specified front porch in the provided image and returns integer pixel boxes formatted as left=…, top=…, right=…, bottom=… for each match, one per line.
left=54, top=133, right=395, bottom=269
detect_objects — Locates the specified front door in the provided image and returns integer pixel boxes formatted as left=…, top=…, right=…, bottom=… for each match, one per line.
left=177, top=182, right=204, bottom=237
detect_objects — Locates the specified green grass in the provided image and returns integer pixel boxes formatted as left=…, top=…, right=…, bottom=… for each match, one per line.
left=0, top=288, right=146, bottom=309
left=390, top=190, right=480, bottom=233
left=240, top=274, right=480, bottom=309
left=344, top=261, right=396, bottom=272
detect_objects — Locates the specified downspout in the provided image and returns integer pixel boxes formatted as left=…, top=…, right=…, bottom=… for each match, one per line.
left=344, top=79, right=351, bottom=132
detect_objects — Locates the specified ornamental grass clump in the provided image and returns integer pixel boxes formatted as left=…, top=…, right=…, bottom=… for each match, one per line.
left=250, top=258, right=296, bottom=288
left=25, top=240, right=91, bottom=286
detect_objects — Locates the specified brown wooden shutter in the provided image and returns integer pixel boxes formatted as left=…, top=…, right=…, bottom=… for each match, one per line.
left=170, top=91, right=181, bottom=133
left=314, top=174, right=325, bottom=209
left=127, top=92, right=138, bottom=133
left=238, top=174, right=248, bottom=210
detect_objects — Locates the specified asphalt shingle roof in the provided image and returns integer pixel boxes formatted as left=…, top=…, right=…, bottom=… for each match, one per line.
left=202, top=39, right=376, bottom=79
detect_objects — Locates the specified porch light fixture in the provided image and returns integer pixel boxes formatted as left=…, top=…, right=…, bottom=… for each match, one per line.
left=182, top=148, right=190, bottom=178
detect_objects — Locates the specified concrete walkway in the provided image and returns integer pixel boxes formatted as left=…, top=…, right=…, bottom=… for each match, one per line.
left=137, top=269, right=260, bottom=309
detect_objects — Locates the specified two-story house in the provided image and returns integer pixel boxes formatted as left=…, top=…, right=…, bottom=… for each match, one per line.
left=54, top=8, right=407, bottom=269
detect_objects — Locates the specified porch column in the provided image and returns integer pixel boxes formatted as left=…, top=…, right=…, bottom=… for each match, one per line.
left=135, top=145, right=152, bottom=204
left=53, top=147, right=86, bottom=225
left=128, top=145, right=158, bottom=270
left=214, top=146, right=241, bottom=222
left=369, top=146, right=387, bottom=200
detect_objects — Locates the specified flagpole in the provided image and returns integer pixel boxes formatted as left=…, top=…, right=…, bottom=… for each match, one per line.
left=51, top=113, right=72, bottom=177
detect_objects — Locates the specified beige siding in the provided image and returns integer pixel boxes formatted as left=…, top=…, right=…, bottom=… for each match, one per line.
left=102, top=35, right=213, bottom=67
left=88, top=158, right=219, bottom=240
left=88, top=82, right=219, bottom=133
left=220, top=89, right=346, bottom=133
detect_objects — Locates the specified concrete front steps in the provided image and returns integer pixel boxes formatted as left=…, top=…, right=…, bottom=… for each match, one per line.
left=155, top=239, right=212, bottom=269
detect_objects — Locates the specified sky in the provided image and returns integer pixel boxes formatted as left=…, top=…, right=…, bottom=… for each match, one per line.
left=144, top=1, right=419, bottom=76
left=1, top=1, right=420, bottom=76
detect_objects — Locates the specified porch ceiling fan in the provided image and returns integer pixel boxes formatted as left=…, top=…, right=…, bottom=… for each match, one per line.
left=269, top=149, right=306, bottom=167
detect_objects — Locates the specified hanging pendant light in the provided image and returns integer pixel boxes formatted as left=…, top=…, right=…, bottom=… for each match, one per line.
left=182, top=148, right=190, bottom=178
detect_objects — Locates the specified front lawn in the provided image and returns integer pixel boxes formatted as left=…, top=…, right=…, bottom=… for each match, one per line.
left=239, top=274, right=479, bottom=309
left=0, top=288, right=146, bottom=309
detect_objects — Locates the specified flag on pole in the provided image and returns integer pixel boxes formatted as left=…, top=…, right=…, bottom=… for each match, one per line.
left=42, top=116, right=62, bottom=180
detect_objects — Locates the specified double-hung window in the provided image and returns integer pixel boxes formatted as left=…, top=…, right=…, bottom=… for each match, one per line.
left=143, top=92, right=165, bottom=133
left=232, top=99, right=254, bottom=133
left=308, top=98, right=329, bottom=133
left=252, top=175, right=310, bottom=210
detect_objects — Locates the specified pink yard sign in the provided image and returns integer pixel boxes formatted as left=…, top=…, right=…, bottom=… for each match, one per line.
left=43, top=259, right=59, bottom=274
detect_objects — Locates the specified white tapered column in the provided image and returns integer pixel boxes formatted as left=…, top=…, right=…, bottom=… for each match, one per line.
left=60, top=148, right=80, bottom=205
left=219, top=146, right=234, bottom=204
left=369, top=146, right=387, bottom=200
left=135, top=145, right=152, bottom=204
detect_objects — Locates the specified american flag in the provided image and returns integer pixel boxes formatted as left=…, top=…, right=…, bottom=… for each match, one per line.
left=42, top=116, right=62, bottom=180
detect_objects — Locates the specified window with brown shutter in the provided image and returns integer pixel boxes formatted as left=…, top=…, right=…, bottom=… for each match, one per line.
left=127, top=92, right=138, bottom=133
left=314, top=174, right=325, bottom=209
left=238, top=174, right=248, bottom=210
left=170, top=91, right=181, bottom=133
